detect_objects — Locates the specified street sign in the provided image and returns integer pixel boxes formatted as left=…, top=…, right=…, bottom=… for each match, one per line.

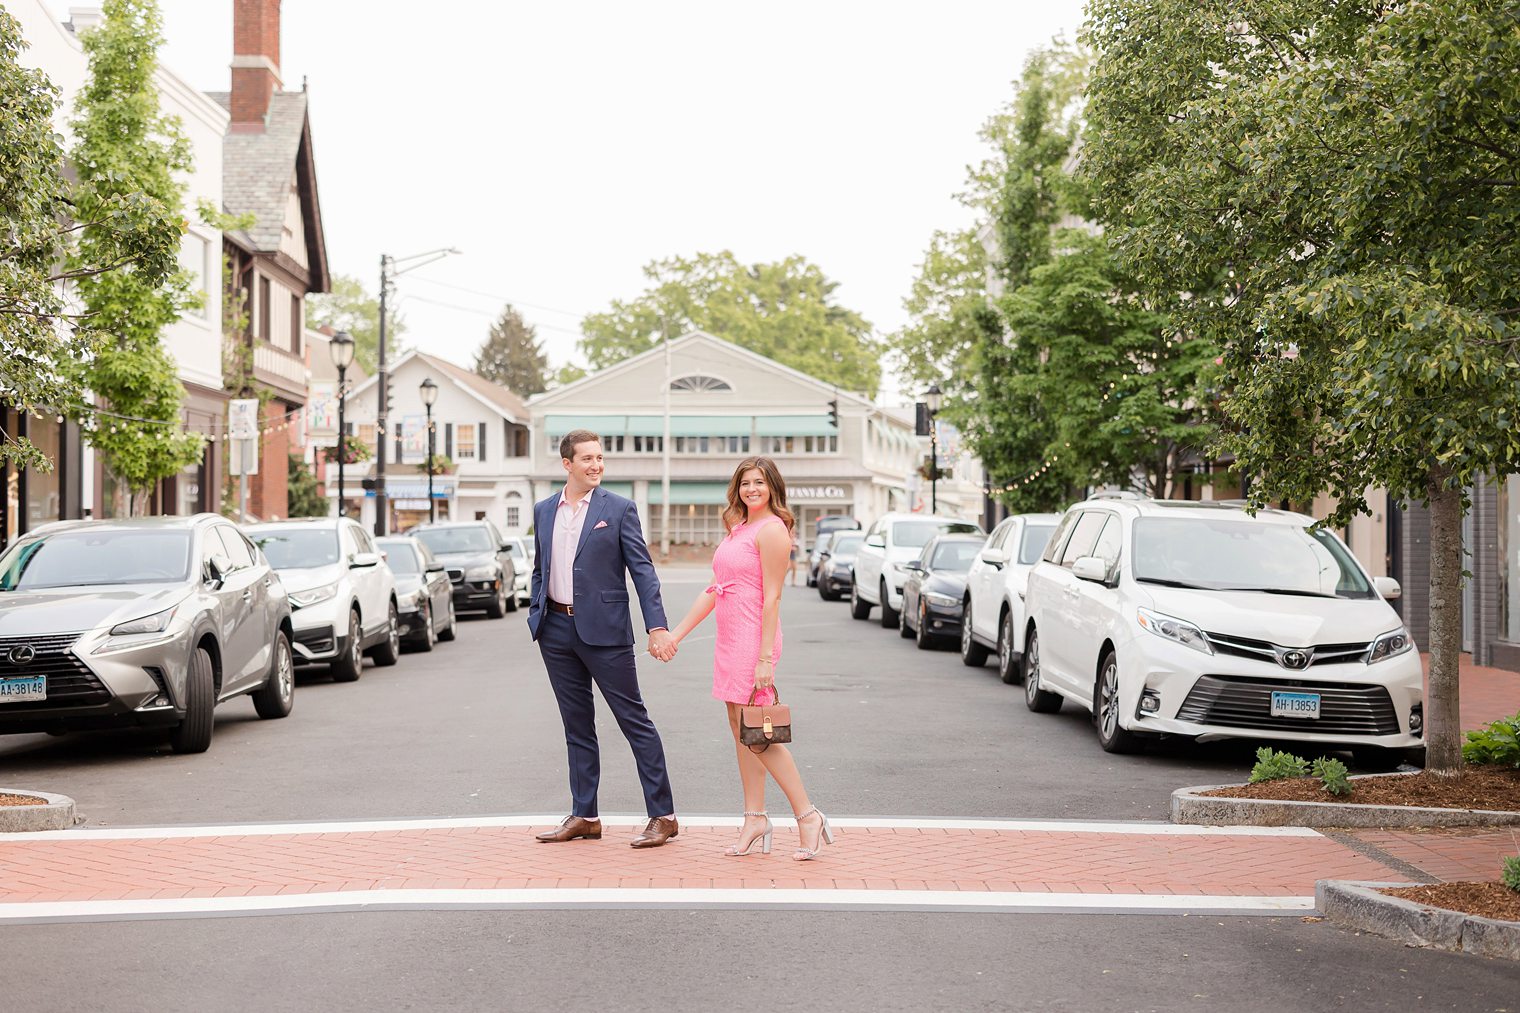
left=228, top=399, right=260, bottom=441
left=914, top=402, right=931, bottom=436
left=401, top=414, right=427, bottom=464
left=227, top=436, right=259, bottom=476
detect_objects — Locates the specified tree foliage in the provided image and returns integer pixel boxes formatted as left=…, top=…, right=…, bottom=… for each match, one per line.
left=285, top=452, right=325, bottom=518
left=0, top=6, right=183, bottom=473
left=305, top=274, right=403, bottom=374
left=1082, top=0, right=1520, bottom=776
left=69, top=0, right=203, bottom=507
left=579, top=252, right=881, bottom=397
left=474, top=304, right=548, bottom=395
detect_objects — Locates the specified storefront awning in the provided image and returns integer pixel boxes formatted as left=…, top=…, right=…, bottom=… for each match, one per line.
left=754, top=415, right=836, bottom=437
left=545, top=414, right=625, bottom=436
left=648, top=481, right=730, bottom=505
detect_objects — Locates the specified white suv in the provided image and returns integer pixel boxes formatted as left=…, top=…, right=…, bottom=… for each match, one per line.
left=851, top=512, right=983, bottom=628
left=961, top=513, right=1061, bottom=682
left=1022, top=495, right=1423, bottom=764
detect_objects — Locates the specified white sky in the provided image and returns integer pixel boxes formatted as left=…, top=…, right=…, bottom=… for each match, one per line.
left=147, top=0, right=1088, bottom=401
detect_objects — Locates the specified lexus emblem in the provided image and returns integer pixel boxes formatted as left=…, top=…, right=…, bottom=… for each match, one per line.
left=8, top=644, right=36, bottom=666
left=1278, top=649, right=1310, bottom=670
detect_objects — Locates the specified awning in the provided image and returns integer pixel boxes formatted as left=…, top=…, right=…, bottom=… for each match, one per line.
left=545, top=414, right=625, bottom=436
left=647, top=481, right=730, bottom=506
left=624, top=416, right=666, bottom=437
left=754, top=415, right=836, bottom=437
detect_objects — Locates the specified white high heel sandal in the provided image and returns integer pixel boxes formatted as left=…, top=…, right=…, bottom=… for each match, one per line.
left=724, top=811, right=773, bottom=856
left=793, top=806, right=834, bottom=861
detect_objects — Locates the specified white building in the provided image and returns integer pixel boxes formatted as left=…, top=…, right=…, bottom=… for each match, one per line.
left=527, top=331, right=920, bottom=554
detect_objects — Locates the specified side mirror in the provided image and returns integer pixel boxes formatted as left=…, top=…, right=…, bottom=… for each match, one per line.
left=981, top=547, right=1008, bottom=568
left=205, top=554, right=231, bottom=586
left=866, top=535, right=886, bottom=549
left=903, top=561, right=923, bottom=573
left=1072, top=556, right=1109, bottom=583
left=1374, top=575, right=1401, bottom=601
left=350, top=551, right=381, bottom=569
left=425, top=561, right=446, bottom=573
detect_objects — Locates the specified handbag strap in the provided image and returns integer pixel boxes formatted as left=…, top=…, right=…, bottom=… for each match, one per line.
left=745, top=687, right=781, bottom=706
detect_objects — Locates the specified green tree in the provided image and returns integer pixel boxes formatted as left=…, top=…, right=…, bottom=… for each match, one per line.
left=69, top=0, right=203, bottom=513
left=889, top=228, right=999, bottom=395
left=305, top=274, right=403, bottom=374
left=285, top=452, right=325, bottom=518
left=550, top=363, right=588, bottom=388
left=1083, top=0, right=1520, bottom=777
left=580, top=251, right=881, bottom=397
left=0, top=7, right=184, bottom=473
left=474, top=304, right=548, bottom=395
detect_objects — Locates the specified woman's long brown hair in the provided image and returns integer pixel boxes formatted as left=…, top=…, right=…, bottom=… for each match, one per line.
left=722, top=457, right=796, bottom=534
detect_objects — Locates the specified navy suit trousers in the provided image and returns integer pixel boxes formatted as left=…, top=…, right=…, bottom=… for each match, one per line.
left=537, top=609, right=674, bottom=819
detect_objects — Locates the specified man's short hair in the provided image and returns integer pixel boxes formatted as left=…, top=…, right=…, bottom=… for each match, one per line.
left=559, top=429, right=602, bottom=462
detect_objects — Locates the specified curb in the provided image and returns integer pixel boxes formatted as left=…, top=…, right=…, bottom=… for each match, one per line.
left=1171, top=775, right=1520, bottom=828
left=1317, top=880, right=1520, bottom=961
left=0, top=790, right=77, bottom=833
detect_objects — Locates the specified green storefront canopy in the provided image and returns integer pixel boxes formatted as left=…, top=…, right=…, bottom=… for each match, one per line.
left=545, top=414, right=625, bottom=436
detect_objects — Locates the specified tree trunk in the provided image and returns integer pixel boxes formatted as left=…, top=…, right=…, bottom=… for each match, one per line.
left=1425, top=475, right=1464, bottom=780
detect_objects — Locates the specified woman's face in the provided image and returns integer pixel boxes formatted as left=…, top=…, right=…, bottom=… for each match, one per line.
left=738, top=468, right=768, bottom=510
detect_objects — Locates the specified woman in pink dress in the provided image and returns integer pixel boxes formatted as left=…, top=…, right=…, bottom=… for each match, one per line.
left=667, top=457, right=833, bottom=860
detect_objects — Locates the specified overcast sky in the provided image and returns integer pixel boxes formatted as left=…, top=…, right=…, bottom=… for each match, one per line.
left=143, top=0, right=1088, bottom=401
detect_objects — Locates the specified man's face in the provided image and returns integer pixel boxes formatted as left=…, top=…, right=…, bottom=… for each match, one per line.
left=562, top=440, right=604, bottom=491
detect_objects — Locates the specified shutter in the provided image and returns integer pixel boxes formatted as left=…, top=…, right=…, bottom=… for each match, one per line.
left=479, top=422, right=487, bottom=461
left=444, top=423, right=453, bottom=459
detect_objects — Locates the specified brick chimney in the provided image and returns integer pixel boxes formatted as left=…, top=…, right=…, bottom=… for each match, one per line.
left=229, top=0, right=282, bottom=130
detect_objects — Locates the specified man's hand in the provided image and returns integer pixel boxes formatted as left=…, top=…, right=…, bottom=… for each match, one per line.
left=648, top=628, right=677, bottom=662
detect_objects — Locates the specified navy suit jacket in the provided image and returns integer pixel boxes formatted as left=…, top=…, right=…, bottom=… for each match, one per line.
left=527, top=486, right=668, bottom=646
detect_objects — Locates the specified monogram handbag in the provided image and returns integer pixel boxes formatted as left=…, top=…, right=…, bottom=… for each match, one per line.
left=739, top=689, right=791, bottom=753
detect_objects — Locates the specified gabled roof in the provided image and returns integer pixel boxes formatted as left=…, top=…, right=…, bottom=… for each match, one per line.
left=206, top=90, right=330, bottom=292
left=347, top=350, right=528, bottom=424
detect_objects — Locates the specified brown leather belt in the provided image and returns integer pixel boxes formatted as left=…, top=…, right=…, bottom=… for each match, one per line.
left=547, top=600, right=574, bottom=616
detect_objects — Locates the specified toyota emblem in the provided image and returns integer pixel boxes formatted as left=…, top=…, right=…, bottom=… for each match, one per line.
left=1279, top=649, right=1310, bottom=670
left=8, top=644, right=36, bottom=666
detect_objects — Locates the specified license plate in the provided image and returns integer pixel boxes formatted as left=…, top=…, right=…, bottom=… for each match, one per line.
left=1270, top=691, right=1320, bottom=719
left=0, top=674, right=46, bottom=703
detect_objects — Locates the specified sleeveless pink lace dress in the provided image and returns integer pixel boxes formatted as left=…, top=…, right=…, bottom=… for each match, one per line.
left=707, top=516, right=784, bottom=705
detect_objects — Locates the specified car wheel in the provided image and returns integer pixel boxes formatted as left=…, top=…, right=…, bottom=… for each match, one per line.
left=413, top=603, right=436, bottom=653
left=505, top=581, right=519, bottom=613
left=960, top=600, right=990, bottom=667
left=331, top=608, right=364, bottom=682
left=371, top=601, right=401, bottom=667
left=879, top=581, right=899, bottom=629
left=1094, top=650, right=1140, bottom=753
left=251, top=631, right=295, bottom=719
left=915, top=602, right=936, bottom=650
left=850, top=580, right=871, bottom=620
left=485, top=582, right=508, bottom=619
left=997, top=610, right=1021, bottom=685
left=438, top=599, right=457, bottom=642
left=169, top=646, right=215, bottom=754
left=818, top=577, right=832, bottom=601
left=1023, top=630, right=1062, bottom=713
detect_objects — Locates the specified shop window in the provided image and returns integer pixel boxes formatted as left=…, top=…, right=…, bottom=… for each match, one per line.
left=507, top=505, right=520, bottom=528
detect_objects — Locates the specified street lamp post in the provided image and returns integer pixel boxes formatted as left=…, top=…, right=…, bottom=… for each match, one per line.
left=419, top=377, right=439, bottom=524
left=925, top=382, right=943, bottom=515
left=330, top=331, right=356, bottom=518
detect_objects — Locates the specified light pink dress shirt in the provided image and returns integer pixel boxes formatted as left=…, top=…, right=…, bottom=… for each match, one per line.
left=547, top=488, right=593, bottom=604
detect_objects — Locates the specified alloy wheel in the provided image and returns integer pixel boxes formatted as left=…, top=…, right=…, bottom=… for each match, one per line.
left=1000, top=614, right=1012, bottom=672
left=961, top=604, right=973, bottom=653
left=276, top=639, right=293, bottom=702
left=387, top=604, right=400, bottom=655
left=349, top=613, right=362, bottom=670
left=1099, top=659, right=1120, bottom=740
left=1024, top=636, right=1041, bottom=706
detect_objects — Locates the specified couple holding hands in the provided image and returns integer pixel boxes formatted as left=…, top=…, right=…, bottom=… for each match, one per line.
left=526, top=429, right=832, bottom=861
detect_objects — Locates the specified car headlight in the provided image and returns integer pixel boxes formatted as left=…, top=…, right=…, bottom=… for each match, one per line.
left=288, top=582, right=339, bottom=609
left=465, top=564, right=497, bottom=581
left=109, top=606, right=178, bottom=636
left=1366, top=627, right=1413, bottom=664
left=1136, top=607, right=1213, bottom=655
left=922, top=591, right=960, bottom=607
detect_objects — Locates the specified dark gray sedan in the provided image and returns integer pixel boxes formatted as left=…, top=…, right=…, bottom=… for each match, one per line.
left=816, top=532, right=865, bottom=601
left=0, top=515, right=294, bottom=753
left=377, top=536, right=455, bottom=651
left=900, top=534, right=984, bottom=650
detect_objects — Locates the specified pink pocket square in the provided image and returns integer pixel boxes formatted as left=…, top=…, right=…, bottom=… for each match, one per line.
left=593, top=520, right=609, bottom=529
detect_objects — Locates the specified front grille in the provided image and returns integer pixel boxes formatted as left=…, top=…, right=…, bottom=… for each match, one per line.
left=1177, top=674, right=1401, bottom=735
left=1206, top=632, right=1370, bottom=668
left=0, top=632, right=108, bottom=709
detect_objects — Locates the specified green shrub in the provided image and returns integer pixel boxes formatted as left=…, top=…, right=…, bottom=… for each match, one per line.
left=1462, top=711, right=1520, bottom=768
left=1503, top=855, right=1520, bottom=894
left=1250, top=747, right=1309, bottom=783
left=1312, top=756, right=1352, bottom=796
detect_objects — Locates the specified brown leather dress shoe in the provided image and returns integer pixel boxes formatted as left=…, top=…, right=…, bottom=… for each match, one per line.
left=535, top=816, right=603, bottom=843
left=630, top=816, right=679, bottom=849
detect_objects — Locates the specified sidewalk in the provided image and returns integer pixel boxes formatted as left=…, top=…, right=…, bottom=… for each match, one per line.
left=1, top=815, right=1510, bottom=923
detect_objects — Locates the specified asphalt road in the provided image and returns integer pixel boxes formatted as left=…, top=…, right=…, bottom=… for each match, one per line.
left=3, top=574, right=1503, bottom=1011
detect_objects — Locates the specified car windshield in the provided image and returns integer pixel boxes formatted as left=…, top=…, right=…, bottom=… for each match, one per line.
left=931, top=541, right=980, bottom=572
left=830, top=534, right=863, bottom=554
left=1132, top=518, right=1375, bottom=599
left=892, top=520, right=980, bottom=548
left=248, top=528, right=340, bottom=569
left=414, top=527, right=495, bottom=554
left=378, top=541, right=421, bottom=574
left=1019, top=524, right=1056, bottom=565
left=0, top=530, right=192, bottom=590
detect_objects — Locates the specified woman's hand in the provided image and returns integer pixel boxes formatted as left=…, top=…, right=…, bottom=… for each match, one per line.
left=753, top=659, right=774, bottom=691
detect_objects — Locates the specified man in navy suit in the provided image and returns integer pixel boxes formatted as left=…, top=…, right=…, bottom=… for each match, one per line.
left=528, top=429, right=680, bottom=848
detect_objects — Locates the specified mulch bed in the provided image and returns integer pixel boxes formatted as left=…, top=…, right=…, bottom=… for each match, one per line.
left=1382, top=882, right=1520, bottom=923
left=1202, top=766, right=1520, bottom=811
left=0, top=793, right=45, bottom=807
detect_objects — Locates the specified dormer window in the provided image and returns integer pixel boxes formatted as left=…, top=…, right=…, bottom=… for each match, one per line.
left=670, top=375, right=732, bottom=393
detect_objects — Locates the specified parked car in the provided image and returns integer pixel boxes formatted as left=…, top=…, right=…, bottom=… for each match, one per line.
left=807, top=516, right=859, bottom=586
left=244, top=518, right=399, bottom=681
left=1022, top=495, right=1423, bottom=764
left=900, top=534, right=984, bottom=650
left=817, top=532, right=864, bottom=601
left=0, top=515, right=294, bottom=753
left=376, top=536, right=456, bottom=651
left=502, top=535, right=532, bottom=604
left=850, top=513, right=983, bottom=628
left=408, top=521, right=517, bottom=618
left=961, top=513, right=1062, bottom=682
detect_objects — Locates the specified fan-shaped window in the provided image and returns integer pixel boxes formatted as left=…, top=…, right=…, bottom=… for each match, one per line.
left=670, top=375, right=732, bottom=393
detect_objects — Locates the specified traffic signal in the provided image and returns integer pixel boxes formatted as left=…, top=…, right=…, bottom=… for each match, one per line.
left=828, top=399, right=839, bottom=428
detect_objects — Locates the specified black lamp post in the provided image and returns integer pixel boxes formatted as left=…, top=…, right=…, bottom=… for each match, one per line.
left=925, top=382, right=943, bottom=515
left=330, top=330, right=355, bottom=518
left=419, top=376, right=439, bottom=523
